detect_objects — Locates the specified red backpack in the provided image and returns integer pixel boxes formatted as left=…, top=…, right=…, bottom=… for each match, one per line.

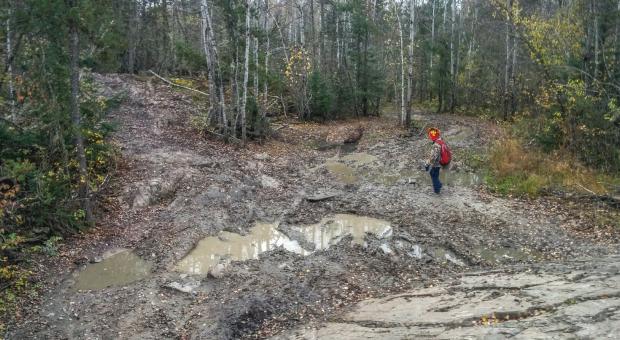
left=435, top=139, right=452, bottom=166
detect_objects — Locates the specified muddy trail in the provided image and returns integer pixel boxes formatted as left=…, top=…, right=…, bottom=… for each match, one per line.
left=7, top=74, right=619, bottom=339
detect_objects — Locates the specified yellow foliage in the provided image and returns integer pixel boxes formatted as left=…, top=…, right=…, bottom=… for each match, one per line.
left=284, top=47, right=311, bottom=85
left=519, top=8, right=583, bottom=66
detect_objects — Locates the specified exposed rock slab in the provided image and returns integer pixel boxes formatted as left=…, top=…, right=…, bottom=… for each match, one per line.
left=276, top=254, right=620, bottom=339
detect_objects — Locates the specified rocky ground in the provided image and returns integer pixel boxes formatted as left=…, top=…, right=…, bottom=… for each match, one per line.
left=277, top=254, right=620, bottom=339
left=5, top=74, right=619, bottom=339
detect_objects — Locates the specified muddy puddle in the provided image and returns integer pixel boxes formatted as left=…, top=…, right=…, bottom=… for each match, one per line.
left=371, top=169, right=482, bottom=187
left=442, top=171, right=482, bottom=186
left=73, top=249, right=152, bottom=290
left=323, top=152, right=481, bottom=188
left=325, top=161, right=358, bottom=184
left=473, top=246, right=542, bottom=263
left=394, top=240, right=466, bottom=265
left=177, top=214, right=392, bottom=275
left=324, top=153, right=379, bottom=184
left=294, top=214, right=392, bottom=250
left=176, top=222, right=306, bottom=275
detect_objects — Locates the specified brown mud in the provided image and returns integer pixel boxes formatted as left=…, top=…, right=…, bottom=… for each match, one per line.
left=5, top=74, right=619, bottom=339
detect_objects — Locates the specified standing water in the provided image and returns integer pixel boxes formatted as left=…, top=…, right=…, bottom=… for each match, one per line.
left=73, top=249, right=152, bottom=290
left=176, top=214, right=393, bottom=275
left=176, top=222, right=306, bottom=275
left=294, top=214, right=392, bottom=250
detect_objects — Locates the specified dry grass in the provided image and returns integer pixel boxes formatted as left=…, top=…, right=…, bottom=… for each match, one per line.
left=487, top=138, right=614, bottom=197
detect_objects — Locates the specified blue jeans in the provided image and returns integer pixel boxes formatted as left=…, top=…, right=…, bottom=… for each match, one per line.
left=429, top=167, right=442, bottom=193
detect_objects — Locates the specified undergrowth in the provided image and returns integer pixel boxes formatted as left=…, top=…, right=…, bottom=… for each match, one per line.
left=484, top=137, right=618, bottom=197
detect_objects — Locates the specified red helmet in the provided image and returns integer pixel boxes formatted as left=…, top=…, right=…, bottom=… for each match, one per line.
left=427, top=127, right=440, bottom=141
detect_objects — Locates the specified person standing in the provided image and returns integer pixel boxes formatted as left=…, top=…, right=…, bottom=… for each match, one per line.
left=424, top=127, right=450, bottom=194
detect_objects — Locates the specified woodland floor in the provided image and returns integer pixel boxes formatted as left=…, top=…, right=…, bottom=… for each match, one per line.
left=5, top=74, right=620, bottom=339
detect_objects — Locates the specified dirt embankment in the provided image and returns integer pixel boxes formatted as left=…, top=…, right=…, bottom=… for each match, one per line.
left=5, top=74, right=618, bottom=340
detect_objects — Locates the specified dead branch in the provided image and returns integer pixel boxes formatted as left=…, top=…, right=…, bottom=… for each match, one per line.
left=147, top=70, right=209, bottom=97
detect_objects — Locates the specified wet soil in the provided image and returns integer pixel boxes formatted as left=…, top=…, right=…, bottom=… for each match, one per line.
left=5, top=74, right=619, bottom=340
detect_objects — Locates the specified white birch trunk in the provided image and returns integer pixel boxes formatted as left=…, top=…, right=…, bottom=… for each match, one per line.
left=450, top=0, right=456, bottom=111
left=241, top=0, right=251, bottom=143
left=300, top=4, right=305, bottom=47
left=504, top=0, right=512, bottom=119
left=395, top=2, right=406, bottom=126
left=318, top=0, right=323, bottom=67
left=430, top=0, right=435, bottom=71
left=336, top=13, right=341, bottom=69
left=203, top=0, right=227, bottom=130
left=254, top=36, right=259, bottom=97
left=200, top=0, right=217, bottom=121
left=406, top=0, right=416, bottom=123
left=443, top=0, right=448, bottom=32
left=127, top=0, right=137, bottom=74
left=264, top=0, right=270, bottom=105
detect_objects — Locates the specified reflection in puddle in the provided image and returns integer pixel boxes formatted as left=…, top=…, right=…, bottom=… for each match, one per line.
left=442, top=171, right=482, bottom=186
left=73, top=249, right=152, bottom=290
left=425, top=247, right=466, bottom=266
left=325, top=153, right=379, bottom=184
left=340, top=153, right=378, bottom=165
left=294, top=214, right=392, bottom=250
left=177, top=223, right=306, bottom=275
left=325, top=161, right=358, bottom=184
left=370, top=169, right=482, bottom=188
left=177, top=214, right=393, bottom=275
left=323, top=150, right=482, bottom=188
left=474, top=246, right=542, bottom=263
left=395, top=240, right=466, bottom=266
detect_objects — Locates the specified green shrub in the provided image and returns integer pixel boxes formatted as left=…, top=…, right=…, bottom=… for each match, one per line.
left=309, top=71, right=335, bottom=120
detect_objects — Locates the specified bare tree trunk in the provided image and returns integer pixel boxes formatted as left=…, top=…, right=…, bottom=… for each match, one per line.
left=68, top=0, right=93, bottom=224
left=429, top=0, right=435, bottom=101
left=449, top=0, right=456, bottom=113
left=615, top=0, right=620, bottom=69
left=336, top=10, right=341, bottom=70
left=159, top=0, right=170, bottom=72
left=503, top=0, right=513, bottom=120
left=310, top=0, right=316, bottom=59
left=511, top=1, right=518, bottom=116
left=593, top=1, right=600, bottom=81
left=233, top=46, right=240, bottom=131
left=241, top=0, right=251, bottom=143
left=204, top=0, right=227, bottom=131
left=6, top=4, right=15, bottom=120
left=298, top=2, right=306, bottom=48
left=201, top=0, right=217, bottom=123
left=254, top=35, right=259, bottom=97
left=406, top=0, right=416, bottom=126
left=319, top=0, right=324, bottom=68
left=264, top=0, right=270, bottom=106
left=443, top=0, right=448, bottom=31
left=127, top=0, right=137, bottom=74
left=395, top=2, right=406, bottom=126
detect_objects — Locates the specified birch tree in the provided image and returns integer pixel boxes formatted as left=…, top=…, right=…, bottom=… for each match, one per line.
left=394, top=1, right=406, bottom=126
left=241, top=0, right=251, bottom=143
left=406, top=0, right=416, bottom=126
